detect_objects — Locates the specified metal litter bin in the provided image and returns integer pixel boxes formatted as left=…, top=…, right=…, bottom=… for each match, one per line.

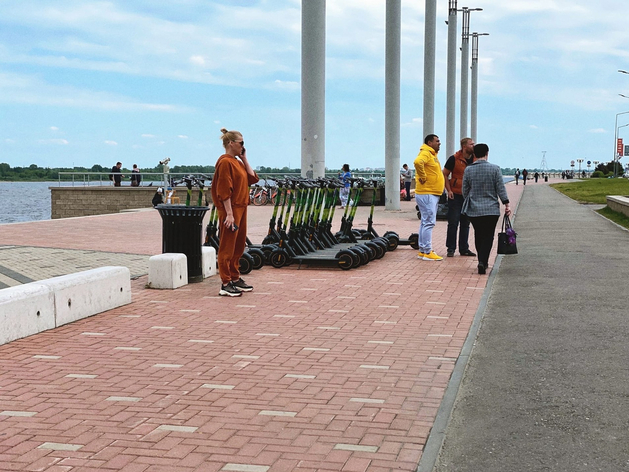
left=156, top=204, right=209, bottom=283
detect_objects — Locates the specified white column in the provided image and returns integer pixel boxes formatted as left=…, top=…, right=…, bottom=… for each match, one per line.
left=446, top=0, right=458, bottom=159
left=301, top=0, right=326, bottom=179
left=459, top=8, right=471, bottom=141
left=385, top=0, right=401, bottom=210
left=423, top=0, right=437, bottom=138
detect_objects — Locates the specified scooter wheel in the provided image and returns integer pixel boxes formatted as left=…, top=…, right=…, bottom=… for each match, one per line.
left=247, top=248, right=264, bottom=270
left=408, top=233, right=419, bottom=250
left=383, top=231, right=399, bottom=239
left=382, top=234, right=399, bottom=251
left=270, top=249, right=288, bottom=268
left=261, top=245, right=276, bottom=264
left=239, top=252, right=254, bottom=274
left=346, top=247, right=362, bottom=268
left=261, top=235, right=276, bottom=245
left=336, top=250, right=354, bottom=270
left=371, top=239, right=387, bottom=259
left=362, top=242, right=378, bottom=261
left=353, top=246, right=370, bottom=265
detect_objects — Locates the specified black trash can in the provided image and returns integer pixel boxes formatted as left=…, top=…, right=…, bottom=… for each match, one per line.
left=544, top=175, right=548, bottom=182
left=156, top=204, right=209, bottom=283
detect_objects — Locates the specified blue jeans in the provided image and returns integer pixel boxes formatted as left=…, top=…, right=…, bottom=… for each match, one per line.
left=415, top=193, right=439, bottom=253
left=446, top=193, right=470, bottom=253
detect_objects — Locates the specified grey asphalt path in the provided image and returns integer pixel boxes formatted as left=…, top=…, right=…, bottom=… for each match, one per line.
left=433, top=184, right=629, bottom=472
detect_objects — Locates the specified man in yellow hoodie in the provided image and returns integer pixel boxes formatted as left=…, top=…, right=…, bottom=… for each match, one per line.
left=414, top=134, right=445, bottom=261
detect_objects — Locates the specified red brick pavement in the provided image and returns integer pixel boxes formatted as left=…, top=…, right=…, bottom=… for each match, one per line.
left=0, top=181, right=529, bottom=471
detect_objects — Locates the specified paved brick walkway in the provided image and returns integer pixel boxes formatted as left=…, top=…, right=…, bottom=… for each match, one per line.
left=0, top=180, right=527, bottom=471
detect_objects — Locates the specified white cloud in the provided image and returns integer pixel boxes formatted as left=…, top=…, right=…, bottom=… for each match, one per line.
left=5, top=138, right=15, bottom=143
left=39, top=138, right=68, bottom=145
left=529, top=125, right=539, bottom=129
left=50, top=126, right=59, bottom=131
left=104, top=140, right=118, bottom=145
left=141, top=134, right=156, bottom=138
left=589, top=128, right=606, bottom=134
left=402, top=117, right=423, bottom=128
left=0, top=72, right=189, bottom=112
left=271, top=79, right=299, bottom=91
left=178, top=135, right=188, bottom=139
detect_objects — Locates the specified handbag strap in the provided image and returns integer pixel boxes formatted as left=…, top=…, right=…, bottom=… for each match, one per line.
left=502, top=215, right=512, bottom=231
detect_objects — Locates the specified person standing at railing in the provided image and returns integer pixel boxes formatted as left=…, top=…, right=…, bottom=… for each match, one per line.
left=211, top=128, right=259, bottom=297
left=109, top=162, right=123, bottom=187
left=130, top=164, right=141, bottom=187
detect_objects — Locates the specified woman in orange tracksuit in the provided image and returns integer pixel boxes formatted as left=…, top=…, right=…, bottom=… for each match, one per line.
left=211, top=128, right=259, bottom=297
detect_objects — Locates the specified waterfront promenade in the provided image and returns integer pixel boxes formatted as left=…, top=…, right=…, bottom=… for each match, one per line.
left=0, top=180, right=527, bottom=471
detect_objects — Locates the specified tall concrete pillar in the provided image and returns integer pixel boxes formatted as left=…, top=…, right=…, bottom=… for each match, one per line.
left=301, top=0, right=326, bottom=178
left=459, top=8, right=471, bottom=141
left=385, top=0, right=401, bottom=211
left=423, top=0, right=437, bottom=138
left=445, top=0, right=458, bottom=159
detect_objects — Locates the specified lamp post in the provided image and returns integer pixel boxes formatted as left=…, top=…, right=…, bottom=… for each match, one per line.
left=614, top=111, right=629, bottom=177
left=459, top=7, right=482, bottom=141
left=470, top=32, right=489, bottom=142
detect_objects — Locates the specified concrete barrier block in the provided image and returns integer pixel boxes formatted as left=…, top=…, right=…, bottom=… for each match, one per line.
left=149, top=253, right=188, bottom=289
left=202, top=246, right=217, bottom=278
left=0, top=284, right=56, bottom=345
left=38, top=266, right=132, bottom=327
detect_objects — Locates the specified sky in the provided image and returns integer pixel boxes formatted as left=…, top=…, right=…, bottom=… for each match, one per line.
left=1, top=0, right=629, bottom=173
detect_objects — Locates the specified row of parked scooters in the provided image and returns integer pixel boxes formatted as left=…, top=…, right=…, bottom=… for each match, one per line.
left=204, top=177, right=419, bottom=272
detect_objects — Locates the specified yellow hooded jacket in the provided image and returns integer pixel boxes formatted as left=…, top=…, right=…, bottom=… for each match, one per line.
left=414, top=144, right=445, bottom=196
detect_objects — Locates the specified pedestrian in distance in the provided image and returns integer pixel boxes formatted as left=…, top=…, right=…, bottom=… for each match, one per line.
left=534, top=171, right=539, bottom=183
left=130, top=164, right=141, bottom=187
left=211, top=128, right=259, bottom=297
left=414, top=134, right=445, bottom=261
left=338, top=164, right=352, bottom=208
left=522, top=168, right=528, bottom=185
left=514, top=168, right=520, bottom=185
left=443, top=137, right=476, bottom=258
left=462, top=143, right=512, bottom=275
left=401, top=164, right=412, bottom=201
left=110, top=162, right=123, bottom=187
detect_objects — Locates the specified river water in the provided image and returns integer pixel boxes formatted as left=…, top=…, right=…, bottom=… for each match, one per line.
left=0, top=182, right=58, bottom=224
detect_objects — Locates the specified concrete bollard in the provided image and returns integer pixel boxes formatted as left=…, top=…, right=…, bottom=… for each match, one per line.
left=148, top=253, right=188, bottom=289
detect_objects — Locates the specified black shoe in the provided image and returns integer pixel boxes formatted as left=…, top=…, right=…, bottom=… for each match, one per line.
left=460, top=250, right=476, bottom=257
left=219, top=282, right=242, bottom=297
left=231, top=278, right=253, bottom=292
left=477, top=263, right=486, bottom=275
left=447, top=250, right=455, bottom=257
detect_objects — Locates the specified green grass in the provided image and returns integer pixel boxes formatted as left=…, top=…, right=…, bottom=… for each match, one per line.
left=597, top=206, right=629, bottom=230
left=550, top=178, right=629, bottom=204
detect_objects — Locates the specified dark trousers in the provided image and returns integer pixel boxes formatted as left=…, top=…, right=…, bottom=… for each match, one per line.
left=468, top=215, right=500, bottom=267
left=404, top=181, right=411, bottom=201
left=446, top=193, right=470, bottom=253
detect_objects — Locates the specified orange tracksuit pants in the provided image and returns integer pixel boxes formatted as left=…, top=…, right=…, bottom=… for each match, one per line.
left=217, top=206, right=248, bottom=285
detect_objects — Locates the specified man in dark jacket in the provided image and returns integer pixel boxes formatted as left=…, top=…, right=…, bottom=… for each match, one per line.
left=443, top=137, right=476, bottom=258
left=110, top=162, right=123, bottom=187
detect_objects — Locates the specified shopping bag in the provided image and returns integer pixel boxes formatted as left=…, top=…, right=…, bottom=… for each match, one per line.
left=497, top=215, right=518, bottom=255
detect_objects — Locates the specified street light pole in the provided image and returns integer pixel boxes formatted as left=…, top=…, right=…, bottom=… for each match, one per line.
left=613, top=111, right=629, bottom=177
left=459, top=7, right=482, bottom=142
left=470, top=32, right=489, bottom=143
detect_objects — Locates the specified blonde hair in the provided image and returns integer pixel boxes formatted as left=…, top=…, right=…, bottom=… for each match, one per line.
left=220, top=128, right=242, bottom=149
